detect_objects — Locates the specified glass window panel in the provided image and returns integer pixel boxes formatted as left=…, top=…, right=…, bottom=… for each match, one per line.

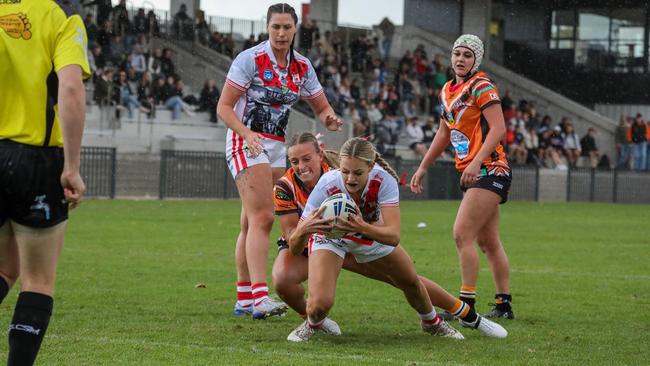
left=610, top=8, right=646, bottom=72
left=551, top=10, right=575, bottom=40
left=577, top=9, right=610, bottom=40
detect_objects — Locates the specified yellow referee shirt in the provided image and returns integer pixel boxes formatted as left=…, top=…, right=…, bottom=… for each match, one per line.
left=0, top=0, right=90, bottom=147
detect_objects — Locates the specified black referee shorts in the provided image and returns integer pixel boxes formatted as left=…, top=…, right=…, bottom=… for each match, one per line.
left=0, top=140, right=69, bottom=228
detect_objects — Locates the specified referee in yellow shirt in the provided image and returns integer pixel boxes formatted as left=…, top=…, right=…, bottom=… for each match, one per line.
left=1, top=1, right=90, bottom=365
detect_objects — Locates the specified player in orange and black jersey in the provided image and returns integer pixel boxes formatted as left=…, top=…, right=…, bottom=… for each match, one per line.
left=411, top=35, right=514, bottom=320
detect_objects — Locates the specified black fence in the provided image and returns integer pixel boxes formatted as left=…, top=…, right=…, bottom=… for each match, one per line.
left=76, top=149, right=650, bottom=204
left=567, top=167, right=650, bottom=204
left=81, top=147, right=116, bottom=198
left=159, top=150, right=238, bottom=199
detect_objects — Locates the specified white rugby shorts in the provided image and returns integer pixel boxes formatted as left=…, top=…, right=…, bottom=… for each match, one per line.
left=226, top=129, right=286, bottom=178
left=308, top=233, right=395, bottom=263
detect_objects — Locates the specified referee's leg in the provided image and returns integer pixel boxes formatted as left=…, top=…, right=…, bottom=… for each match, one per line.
left=7, top=221, right=66, bottom=366
left=0, top=221, right=19, bottom=303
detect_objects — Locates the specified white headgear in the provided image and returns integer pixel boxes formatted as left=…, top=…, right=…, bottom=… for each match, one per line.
left=453, top=34, right=484, bottom=74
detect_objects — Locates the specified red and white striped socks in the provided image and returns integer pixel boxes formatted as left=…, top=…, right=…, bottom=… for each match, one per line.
left=419, top=309, right=442, bottom=327
left=252, top=283, right=269, bottom=307
left=236, top=282, right=253, bottom=309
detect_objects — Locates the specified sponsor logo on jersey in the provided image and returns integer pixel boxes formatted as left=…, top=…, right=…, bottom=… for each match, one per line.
left=274, top=188, right=291, bottom=201
left=0, top=12, right=32, bottom=40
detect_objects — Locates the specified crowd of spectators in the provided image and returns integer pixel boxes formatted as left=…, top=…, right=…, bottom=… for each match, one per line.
left=81, top=4, right=648, bottom=171
left=85, top=1, right=220, bottom=122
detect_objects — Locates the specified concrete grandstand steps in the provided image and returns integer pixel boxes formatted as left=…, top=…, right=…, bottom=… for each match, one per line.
left=85, top=104, right=214, bottom=126
left=115, top=153, right=160, bottom=198
left=83, top=112, right=226, bottom=153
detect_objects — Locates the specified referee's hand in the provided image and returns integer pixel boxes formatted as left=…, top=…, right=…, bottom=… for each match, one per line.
left=61, top=171, right=86, bottom=209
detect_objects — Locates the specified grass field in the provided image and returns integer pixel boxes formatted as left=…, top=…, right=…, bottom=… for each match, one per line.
left=0, top=200, right=649, bottom=365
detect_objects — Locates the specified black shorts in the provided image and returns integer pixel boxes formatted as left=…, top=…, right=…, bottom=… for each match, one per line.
left=277, top=238, right=308, bottom=258
left=0, top=140, right=68, bottom=228
left=461, top=174, right=512, bottom=204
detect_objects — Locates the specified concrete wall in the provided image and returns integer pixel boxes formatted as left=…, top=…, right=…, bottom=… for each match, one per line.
left=595, top=104, right=650, bottom=124
left=310, top=0, right=339, bottom=32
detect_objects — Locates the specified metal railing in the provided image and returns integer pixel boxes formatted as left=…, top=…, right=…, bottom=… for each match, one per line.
left=81, top=147, right=116, bottom=198
left=84, top=149, right=650, bottom=203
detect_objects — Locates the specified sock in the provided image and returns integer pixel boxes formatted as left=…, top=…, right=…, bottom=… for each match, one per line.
left=307, top=317, right=324, bottom=329
left=419, top=309, right=442, bottom=326
left=459, top=285, right=476, bottom=308
left=495, top=293, right=512, bottom=309
left=450, top=299, right=478, bottom=324
left=252, top=283, right=269, bottom=306
left=236, top=281, right=253, bottom=308
left=8, top=292, right=53, bottom=366
left=0, top=276, right=8, bottom=304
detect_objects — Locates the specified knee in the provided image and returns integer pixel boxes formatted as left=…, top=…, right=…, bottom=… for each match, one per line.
left=395, top=275, right=422, bottom=294
left=453, top=228, right=473, bottom=250
left=248, top=211, right=274, bottom=232
left=271, top=270, right=292, bottom=295
left=477, top=236, right=500, bottom=254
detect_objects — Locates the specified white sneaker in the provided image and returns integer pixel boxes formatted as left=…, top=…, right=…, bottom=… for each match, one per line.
left=422, top=320, right=465, bottom=340
left=287, top=320, right=319, bottom=342
left=460, top=315, right=508, bottom=338
left=320, top=317, right=342, bottom=335
left=252, top=298, right=288, bottom=320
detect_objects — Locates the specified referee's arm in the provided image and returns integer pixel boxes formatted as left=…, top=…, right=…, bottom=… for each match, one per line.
left=57, top=65, right=86, bottom=207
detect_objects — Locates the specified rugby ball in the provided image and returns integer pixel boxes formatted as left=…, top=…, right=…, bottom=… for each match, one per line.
left=319, top=193, right=357, bottom=226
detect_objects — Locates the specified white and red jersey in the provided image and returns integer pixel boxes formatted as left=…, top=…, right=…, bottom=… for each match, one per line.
left=301, top=165, right=399, bottom=244
left=225, top=40, right=324, bottom=141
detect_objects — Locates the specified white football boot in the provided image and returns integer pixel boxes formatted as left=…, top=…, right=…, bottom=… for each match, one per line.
left=252, top=298, right=288, bottom=320
left=460, top=315, right=508, bottom=338
left=422, top=320, right=465, bottom=340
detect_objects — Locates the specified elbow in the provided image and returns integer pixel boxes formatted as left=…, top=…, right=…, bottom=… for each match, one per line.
left=59, top=79, right=84, bottom=99
left=216, top=100, right=225, bottom=116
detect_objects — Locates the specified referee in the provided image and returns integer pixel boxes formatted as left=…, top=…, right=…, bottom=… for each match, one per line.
left=1, top=1, right=89, bottom=365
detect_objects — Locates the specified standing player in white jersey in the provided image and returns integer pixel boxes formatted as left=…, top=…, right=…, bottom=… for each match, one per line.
left=216, top=3, right=342, bottom=320
left=286, top=138, right=507, bottom=341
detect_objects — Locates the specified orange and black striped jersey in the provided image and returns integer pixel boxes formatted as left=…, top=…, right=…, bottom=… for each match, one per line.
left=273, top=162, right=331, bottom=216
left=440, top=72, right=510, bottom=176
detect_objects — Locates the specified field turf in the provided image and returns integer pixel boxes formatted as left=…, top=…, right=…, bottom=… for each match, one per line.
left=0, top=200, right=648, bottom=365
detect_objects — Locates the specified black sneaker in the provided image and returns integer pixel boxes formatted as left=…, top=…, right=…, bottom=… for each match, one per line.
left=484, top=303, right=515, bottom=319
